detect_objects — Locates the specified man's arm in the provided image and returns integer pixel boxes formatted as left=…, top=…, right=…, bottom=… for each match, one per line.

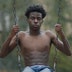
left=51, top=24, right=71, bottom=56
left=0, top=25, right=19, bottom=58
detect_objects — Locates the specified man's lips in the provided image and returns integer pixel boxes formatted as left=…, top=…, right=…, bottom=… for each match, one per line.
left=33, top=25, right=39, bottom=28
left=32, top=23, right=39, bottom=28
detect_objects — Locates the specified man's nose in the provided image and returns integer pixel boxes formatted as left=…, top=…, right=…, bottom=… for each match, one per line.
left=34, top=19, right=38, bottom=23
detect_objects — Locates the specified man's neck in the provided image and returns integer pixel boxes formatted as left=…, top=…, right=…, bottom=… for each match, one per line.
left=29, top=29, right=40, bottom=36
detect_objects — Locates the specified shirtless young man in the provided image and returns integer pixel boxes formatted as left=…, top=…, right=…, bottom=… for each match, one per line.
left=0, top=5, right=71, bottom=72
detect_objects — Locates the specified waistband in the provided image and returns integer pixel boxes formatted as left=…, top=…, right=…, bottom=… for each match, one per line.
left=30, top=65, right=53, bottom=72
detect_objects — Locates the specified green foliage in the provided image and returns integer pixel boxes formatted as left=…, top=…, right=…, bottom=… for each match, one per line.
left=68, top=34, right=72, bottom=45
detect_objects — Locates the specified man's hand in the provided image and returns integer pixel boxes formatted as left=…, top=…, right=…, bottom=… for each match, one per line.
left=55, top=24, right=62, bottom=34
left=10, top=25, right=19, bottom=37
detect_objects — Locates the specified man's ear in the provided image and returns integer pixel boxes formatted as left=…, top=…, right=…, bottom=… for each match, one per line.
left=25, top=17, right=29, bottom=24
left=26, top=17, right=28, bottom=21
left=41, top=19, right=43, bottom=24
left=26, top=17, right=29, bottom=22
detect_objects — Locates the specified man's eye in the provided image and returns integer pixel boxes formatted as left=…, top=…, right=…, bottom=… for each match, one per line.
left=37, top=17, right=42, bottom=20
left=30, top=17, right=35, bottom=20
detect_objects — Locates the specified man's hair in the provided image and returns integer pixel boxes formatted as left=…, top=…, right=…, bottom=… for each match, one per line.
left=25, top=4, right=46, bottom=18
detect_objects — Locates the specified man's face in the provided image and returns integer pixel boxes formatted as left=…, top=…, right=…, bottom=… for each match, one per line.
left=27, top=12, right=43, bottom=30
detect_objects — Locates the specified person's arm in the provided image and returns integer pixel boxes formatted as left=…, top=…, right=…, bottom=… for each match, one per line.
left=51, top=24, right=71, bottom=56
left=0, top=25, right=19, bottom=58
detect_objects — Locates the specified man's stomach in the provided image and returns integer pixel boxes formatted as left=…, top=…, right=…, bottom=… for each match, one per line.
left=23, top=51, right=49, bottom=66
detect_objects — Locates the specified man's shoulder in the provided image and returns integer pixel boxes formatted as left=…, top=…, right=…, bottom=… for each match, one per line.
left=45, top=30, right=53, bottom=34
left=18, top=31, right=27, bottom=37
left=45, top=30, right=56, bottom=37
left=18, top=31, right=25, bottom=34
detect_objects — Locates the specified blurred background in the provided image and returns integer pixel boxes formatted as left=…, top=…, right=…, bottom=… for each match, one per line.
left=0, top=0, right=72, bottom=72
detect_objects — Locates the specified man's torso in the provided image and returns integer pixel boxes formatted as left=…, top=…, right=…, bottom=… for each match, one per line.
left=18, top=31, right=52, bottom=66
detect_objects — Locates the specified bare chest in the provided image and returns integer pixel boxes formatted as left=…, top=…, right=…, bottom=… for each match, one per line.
left=20, top=34, right=51, bottom=51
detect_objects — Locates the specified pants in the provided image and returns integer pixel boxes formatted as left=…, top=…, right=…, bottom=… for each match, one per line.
left=22, top=65, right=53, bottom=72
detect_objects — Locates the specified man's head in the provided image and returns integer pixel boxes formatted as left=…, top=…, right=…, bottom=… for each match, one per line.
left=25, top=5, right=46, bottom=31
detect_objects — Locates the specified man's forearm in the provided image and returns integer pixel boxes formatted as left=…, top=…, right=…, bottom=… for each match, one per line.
left=59, top=31, right=71, bottom=56
left=0, top=51, right=2, bottom=58
left=0, top=34, right=13, bottom=58
left=0, top=51, right=3, bottom=58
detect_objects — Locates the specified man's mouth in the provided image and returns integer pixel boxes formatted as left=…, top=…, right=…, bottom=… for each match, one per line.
left=34, top=25, right=38, bottom=27
left=33, top=25, right=39, bottom=29
left=33, top=24, right=39, bottom=27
